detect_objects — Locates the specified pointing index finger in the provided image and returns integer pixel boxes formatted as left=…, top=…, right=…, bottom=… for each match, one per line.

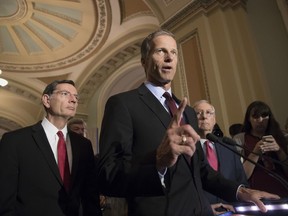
left=169, top=97, right=187, bottom=128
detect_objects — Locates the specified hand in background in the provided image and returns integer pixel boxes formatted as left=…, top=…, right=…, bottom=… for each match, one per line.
left=211, top=203, right=234, bottom=215
left=237, top=186, right=280, bottom=213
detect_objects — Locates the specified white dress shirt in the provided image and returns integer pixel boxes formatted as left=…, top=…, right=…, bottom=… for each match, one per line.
left=41, top=118, right=72, bottom=171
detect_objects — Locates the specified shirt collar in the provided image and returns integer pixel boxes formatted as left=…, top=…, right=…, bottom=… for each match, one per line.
left=41, top=117, right=68, bottom=138
left=144, top=81, right=172, bottom=100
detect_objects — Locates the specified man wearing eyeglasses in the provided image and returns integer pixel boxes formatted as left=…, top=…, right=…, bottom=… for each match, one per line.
left=0, top=80, right=102, bottom=216
left=193, top=100, right=248, bottom=215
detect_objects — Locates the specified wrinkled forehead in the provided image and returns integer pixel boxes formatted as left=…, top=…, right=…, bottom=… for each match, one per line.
left=194, top=102, right=214, bottom=111
left=151, top=35, right=177, bottom=47
left=56, top=83, right=77, bottom=93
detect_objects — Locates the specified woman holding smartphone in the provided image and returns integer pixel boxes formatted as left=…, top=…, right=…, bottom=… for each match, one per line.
left=233, top=101, right=288, bottom=197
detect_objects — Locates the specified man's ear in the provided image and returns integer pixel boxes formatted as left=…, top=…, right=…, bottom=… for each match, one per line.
left=42, top=94, right=51, bottom=108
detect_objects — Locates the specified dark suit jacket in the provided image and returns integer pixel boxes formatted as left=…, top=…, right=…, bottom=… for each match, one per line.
left=98, top=84, right=241, bottom=216
left=0, top=122, right=102, bottom=216
left=203, top=141, right=248, bottom=204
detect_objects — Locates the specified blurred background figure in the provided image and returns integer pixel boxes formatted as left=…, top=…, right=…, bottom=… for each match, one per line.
left=283, top=117, right=288, bottom=142
left=68, top=118, right=127, bottom=216
left=229, top=123, right=243, bottom=138
left=285, top=118, right=288, bottom=133
left=212, top=123, right=224, bottom=138
left=233, top=101, right=288, bottom=197
left=68, top=118, right=109, bottom=215
left=193, top=100, right=247, bottom=215
left=68, top=118, right=87, bottom=137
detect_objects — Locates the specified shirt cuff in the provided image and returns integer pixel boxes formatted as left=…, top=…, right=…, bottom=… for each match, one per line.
left=236, top=184, right=246, bottom=200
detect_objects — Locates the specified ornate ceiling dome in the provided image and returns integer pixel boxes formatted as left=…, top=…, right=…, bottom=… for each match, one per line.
left=0, top=0, right=108, bottom=73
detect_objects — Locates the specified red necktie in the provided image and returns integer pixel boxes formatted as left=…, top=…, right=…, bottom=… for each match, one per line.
left=57, top=131, right=71, bottom=191
left=205, top=140, right=218, bottom=171
left=163, top=92, right=184, bottom=125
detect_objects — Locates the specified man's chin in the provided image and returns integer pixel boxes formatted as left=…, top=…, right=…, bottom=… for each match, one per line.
left=150, top=79, right=171, bottom=86
left=161, top=79, right=172, bottom=85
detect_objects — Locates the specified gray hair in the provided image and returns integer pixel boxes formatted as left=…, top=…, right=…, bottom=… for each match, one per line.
left=192, top=99, right=215, bottom=112
left=68, top=118, right=86, bottom=128
left=140, top=29, right=176, bottom=62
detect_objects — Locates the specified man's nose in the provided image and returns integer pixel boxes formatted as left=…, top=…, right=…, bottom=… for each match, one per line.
left=164, top=52, right=175, bottom=61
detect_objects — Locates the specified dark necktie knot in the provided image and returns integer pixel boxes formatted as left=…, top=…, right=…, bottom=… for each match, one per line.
left=57, top=131, right=64, bottom=138
left=163, top=92, right=185, bottom=125
left=163, top=92, right=175, bottom=103
left=163, top=92, right=177, bottom=116
left=163, top=92, right=173, bottom=101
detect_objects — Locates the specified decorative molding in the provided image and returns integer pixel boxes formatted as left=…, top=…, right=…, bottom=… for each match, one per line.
left=0, top=116, right=22, bottom=132
left=163, top=0, right=176, bottom=6
left=33, top=3, right=82, bottom=25
left=162, top=0, right=247, bottom=29
left=0, top=0, right=109, bottom=72
left=4, top=85, right=41, bottom=104
left=79, top=42, right=141, bottom=104
left=0, top=0, right=27, bottom=21
left=178, top=30, right=210, bottom=102
left=122, top=11, right=155, bottom=23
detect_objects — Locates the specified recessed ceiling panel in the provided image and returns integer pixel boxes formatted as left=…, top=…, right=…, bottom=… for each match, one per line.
left=0, top=0, right=109, bottom=72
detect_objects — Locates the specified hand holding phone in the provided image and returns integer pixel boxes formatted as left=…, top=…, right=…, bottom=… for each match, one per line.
left=261, top=135, right=279, bottom=153
left=262, top=135, right=273, bottom=143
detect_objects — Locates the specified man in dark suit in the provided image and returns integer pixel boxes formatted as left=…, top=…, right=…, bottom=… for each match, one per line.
left=0, top=80, right=102, bottom=216
left=193, top=100, right=248, bottom=215
left=97, top=29, right=279, bottom=216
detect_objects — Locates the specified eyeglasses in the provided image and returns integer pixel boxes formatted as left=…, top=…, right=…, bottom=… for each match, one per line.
left=52, top=90, right=79, bottom=101
left=196, top=110, right=215, bottom=118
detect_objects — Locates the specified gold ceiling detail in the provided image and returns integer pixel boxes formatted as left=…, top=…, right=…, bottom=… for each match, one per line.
left=79, top=42, right=142, bottom=104
left=0, top=0, right=109, bottom=73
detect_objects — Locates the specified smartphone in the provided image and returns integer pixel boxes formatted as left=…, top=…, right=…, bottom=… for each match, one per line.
left=262, top=135, right=273, bottom=143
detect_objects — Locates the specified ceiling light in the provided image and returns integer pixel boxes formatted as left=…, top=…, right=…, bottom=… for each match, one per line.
left=0, top=78, right=8, bottom=87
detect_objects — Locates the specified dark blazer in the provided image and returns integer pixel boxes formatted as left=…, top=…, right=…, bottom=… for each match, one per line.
left=98, top=84, right=241, bottom=216
left=0, top=122, right=102, bottom=216
left=203, top=141, right=248, bottom=204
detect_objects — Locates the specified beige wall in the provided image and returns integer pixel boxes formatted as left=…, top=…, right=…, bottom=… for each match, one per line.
left=84, top=0, right=288, bottom=152
left=246, top=0, right=288, bottom=129
left=165, top=0, right=288, bottom=135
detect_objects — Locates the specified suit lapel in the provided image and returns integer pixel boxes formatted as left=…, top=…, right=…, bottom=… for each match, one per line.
left=69, top=132, right=80, bottom=187
left=138, top=84, right=171, bottom=128
left=215, top=143, right=223, bottom=171
left=32, top=123, right=63, bottom=184
left=138, top=85, right=199, bottom=188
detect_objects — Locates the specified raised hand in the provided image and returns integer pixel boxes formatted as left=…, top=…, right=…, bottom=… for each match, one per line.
left=156, top=97, right=200, bottom=170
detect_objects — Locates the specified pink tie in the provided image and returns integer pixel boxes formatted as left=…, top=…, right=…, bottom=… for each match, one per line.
left=57, top=131, right=71, bottom=191
left=205, top=140, right=218, bottom=171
